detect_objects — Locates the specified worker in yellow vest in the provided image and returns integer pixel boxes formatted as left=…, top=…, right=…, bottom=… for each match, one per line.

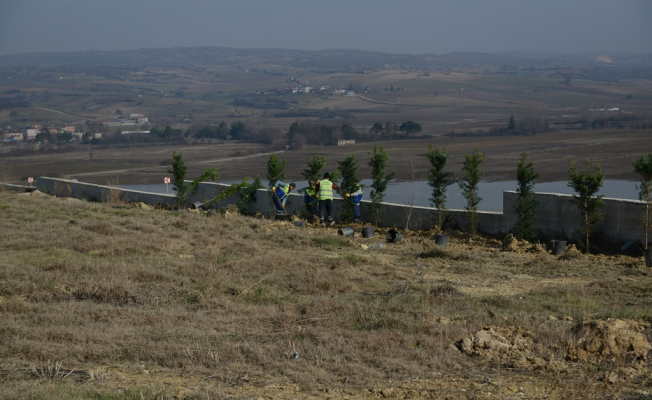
left=271, top=180, right=296, bottom=219
left=303, top=180, right=318, bottom=214
left=314, top=172, right=340, bottom=226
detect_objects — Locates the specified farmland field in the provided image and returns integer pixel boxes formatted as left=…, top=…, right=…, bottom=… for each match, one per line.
left=3, top=129, right=651, bottom=188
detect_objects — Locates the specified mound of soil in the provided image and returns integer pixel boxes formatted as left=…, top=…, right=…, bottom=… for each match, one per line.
left=215, top=204, right=240, bottom=217
left=457, top=320, right=652, bottom=382
left=567, top=319, right=651, bottom=362
left=456, top=326, right=568, bottom=373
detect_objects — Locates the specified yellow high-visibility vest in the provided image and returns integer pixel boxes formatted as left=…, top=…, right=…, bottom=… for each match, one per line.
left=319, top=179, right=333, bottom=200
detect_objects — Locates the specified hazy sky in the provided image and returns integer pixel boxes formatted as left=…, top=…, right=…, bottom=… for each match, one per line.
left=1, top=0, right=650, bottom=56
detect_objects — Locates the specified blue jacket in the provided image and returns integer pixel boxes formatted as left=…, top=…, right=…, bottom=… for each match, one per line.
left=351, top=185, right=363, bottom=205
left=274, top=181, right=291, bottom=204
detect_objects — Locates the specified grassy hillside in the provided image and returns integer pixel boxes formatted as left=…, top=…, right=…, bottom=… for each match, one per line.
left=1, top=188, right=651, bottom=399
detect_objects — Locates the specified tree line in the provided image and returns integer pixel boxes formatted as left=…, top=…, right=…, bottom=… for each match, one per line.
left=169, top=146, right=652, bottom=256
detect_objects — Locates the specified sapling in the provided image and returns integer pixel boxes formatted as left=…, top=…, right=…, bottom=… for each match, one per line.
left=567, top=158, right=605, bottom=253
left=266, top=154, right=287, bottom=188
left=336, top=154, right=359, bottom=223
left=460, top=148, right=484, bottom=235
left=168, top=151, right=218, bottom=209
left=367, top=144, right=395, bottom=226
left=633, top=153, right=652, bottom=250
left=426, top=145, right=456, bottom=231
left=301, top=155, right=327, bottom=182
left=514, top=153, right=540, bottom=242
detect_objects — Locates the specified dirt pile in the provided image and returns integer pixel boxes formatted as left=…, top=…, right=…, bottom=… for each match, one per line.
left=455, top=326, right=568, bottom=373
left=502, top=234, right=519, bottom=251
left=566, top=319, right=651, bottom=362
left=457, top=320, right=652, bottom=382
left=214, top=204, right=240, bottom=217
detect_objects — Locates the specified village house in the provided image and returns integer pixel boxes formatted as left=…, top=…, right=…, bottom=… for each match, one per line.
left=21, top=127, right=40, bottom=140
left=104, top=114, right=148, bottom=127
left=3, top=132, right=23, bottom=142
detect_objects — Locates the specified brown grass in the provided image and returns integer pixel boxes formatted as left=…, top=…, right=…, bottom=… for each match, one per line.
left=1, top=190, right=651, bottom=399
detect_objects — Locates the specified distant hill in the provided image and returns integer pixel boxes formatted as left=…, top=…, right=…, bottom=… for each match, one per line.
left=1, top=46, right=651, bottom=71
left=1, top=47, right=652, bottom=84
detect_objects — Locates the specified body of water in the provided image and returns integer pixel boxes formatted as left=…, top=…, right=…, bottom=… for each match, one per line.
left=121, top=179, right=642, bottom=212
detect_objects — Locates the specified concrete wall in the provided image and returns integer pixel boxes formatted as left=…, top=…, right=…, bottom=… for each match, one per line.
left=503, top=191, right=645, bottom=242
left=1, top=183, right=35, bottom=192
left=37, top=177, right=175, bottom=206
left=33, top=178, right=647, bottom=244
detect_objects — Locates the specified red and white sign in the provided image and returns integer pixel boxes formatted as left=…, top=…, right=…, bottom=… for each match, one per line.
left=28, top=177, right=34, bottom=183
left=164, top=177, right=171, bottom=184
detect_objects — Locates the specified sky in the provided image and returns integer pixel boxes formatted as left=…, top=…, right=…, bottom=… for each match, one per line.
left=1, top=0, right=651, bottom=56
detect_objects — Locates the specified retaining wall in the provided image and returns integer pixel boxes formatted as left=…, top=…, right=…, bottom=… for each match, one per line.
left=37, top=177, right=175, bottom=206
left=503, top=191, right=645, bottom=243
left=35, top=178, right=646, bottom=244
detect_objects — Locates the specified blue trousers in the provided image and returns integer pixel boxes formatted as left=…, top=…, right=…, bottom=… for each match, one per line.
left=273, top=196, right=284, bottom=217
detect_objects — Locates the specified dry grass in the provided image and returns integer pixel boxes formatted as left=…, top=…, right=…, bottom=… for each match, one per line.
left=1, top=190, right=651, bottom=399
left=105, top=177, right=124, bottom=204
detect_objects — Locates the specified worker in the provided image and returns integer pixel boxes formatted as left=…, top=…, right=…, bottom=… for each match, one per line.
left=315, top=172, right=339, bottom=226
left=303, top=180, right=318, bottom=214
left=271, top=181, right=296, bottom=219
left=348, top=181, right=363, bottom=222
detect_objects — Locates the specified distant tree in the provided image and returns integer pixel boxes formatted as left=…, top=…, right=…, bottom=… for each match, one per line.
left=567, top=158, right=605, bottom=253
left=348, top=83, right=353, bottom=91
left=115, top=109, right=122, bottom=115
left=215, top=121, right=229, bottom=139
left=302, top=155, right=327, bottom=182
left=390, top=85, right=394, bottom=91
left=370, top=122, right=384, bottom=134
left=150, top=125, right=183, bottom=138
left=460, top=148, right=485, bottom=235
left=229, top=121, right=246, bottom=139
left=340, top=122, right=355, bottom=140
left=399, top=120, right=422, bottom=134
left=320, top=125, right=337, bottom=143
left=367, top=144, right=395, bottom=225
left=633, top=153, right=652, bottom=250
left=507, top=115, right=516, bottom=132
left=384, top=122, right=397, bottom=136
left=514, top=153, right=540, bottom=241
left=288, top=121, right=300, bottom=144
left=195, top=125, right=215, bottom=139
left=364, top=85, right=368, bottom=92
left=168, top=151, right=218, bottom=209
left=57, top=132, right=73, bottom=143
left=35, top=131, right=52, bottom=143
left=427, top=145, right=456, bottom=230
left=337, top=154, right=359, bottom=223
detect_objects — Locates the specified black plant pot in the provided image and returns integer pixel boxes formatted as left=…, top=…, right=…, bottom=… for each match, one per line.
left=551, top=240, right=566, bottom=255
left=435, top=234, right=449, bottom=249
